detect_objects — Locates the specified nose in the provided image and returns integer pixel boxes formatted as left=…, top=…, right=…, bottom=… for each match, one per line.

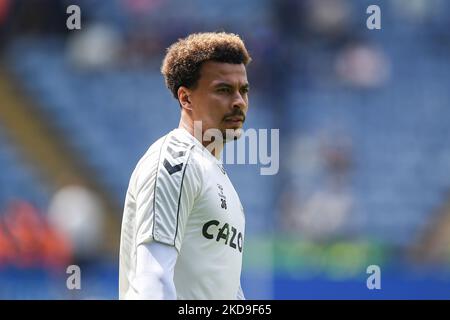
left=232, top=92, right=247, bottom=110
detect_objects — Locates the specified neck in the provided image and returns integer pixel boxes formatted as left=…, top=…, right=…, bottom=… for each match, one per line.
left=178, top=118, right=224, bottom=159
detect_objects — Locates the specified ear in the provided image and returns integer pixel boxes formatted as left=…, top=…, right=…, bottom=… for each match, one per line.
left=178, top=86, right=192, bottom=111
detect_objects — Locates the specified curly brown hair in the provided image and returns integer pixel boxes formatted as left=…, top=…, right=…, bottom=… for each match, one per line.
left=161, top=32, right=251, bottom=99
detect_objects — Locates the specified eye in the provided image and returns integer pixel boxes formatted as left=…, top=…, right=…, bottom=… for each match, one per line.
left=241, top=87, right=249, bottom=94
left=217, top=87, right=231, bottom=93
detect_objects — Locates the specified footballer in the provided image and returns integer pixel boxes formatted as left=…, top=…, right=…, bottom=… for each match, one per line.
left=119, top=32, right=251, bottom=299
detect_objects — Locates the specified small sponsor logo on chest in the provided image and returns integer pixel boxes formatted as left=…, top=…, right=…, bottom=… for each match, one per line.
left=217, top=184, right=227, bottom=210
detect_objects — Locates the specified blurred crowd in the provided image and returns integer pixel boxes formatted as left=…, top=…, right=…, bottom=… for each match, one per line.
left=0, top=200, right=72, bottom=270
left=2, top=0, right=450, bottom=246
left=0, top=184, right=106, bottom=270
left=1, top=0, right=450, bottom=299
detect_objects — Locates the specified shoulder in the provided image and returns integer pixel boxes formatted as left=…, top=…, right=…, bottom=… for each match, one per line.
left=132, top=130, right=205, bottom=193
left=130, top=135, right=167, bottom=191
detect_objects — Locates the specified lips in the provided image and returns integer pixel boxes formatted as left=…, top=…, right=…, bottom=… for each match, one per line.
left=225, top=117, right=244, bottom=122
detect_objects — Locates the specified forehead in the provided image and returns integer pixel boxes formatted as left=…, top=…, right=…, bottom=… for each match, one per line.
left=199, top=61, right=248, bottom=85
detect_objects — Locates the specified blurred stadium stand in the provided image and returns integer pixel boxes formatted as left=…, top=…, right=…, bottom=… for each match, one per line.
left=1, top=0, right=450, bottom=299
left=0, top=127, right=50, bottom=209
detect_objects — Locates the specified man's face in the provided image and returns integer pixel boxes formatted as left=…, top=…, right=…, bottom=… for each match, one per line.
left=188, top=61, right=249, bottom=140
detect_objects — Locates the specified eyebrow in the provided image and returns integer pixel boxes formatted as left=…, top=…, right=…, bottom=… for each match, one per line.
left=213, top=82, right=250, bottom=90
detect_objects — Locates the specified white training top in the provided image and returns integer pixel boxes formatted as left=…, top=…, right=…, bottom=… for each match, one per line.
left=119, top=127, right=246, bottom=300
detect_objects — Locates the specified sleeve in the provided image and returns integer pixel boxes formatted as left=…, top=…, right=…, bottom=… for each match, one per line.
left=130, top=241, right=178, bottom=300
left=237, top=283, right=246, bottom=300
left=135, top=136, right=202, bottom=252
